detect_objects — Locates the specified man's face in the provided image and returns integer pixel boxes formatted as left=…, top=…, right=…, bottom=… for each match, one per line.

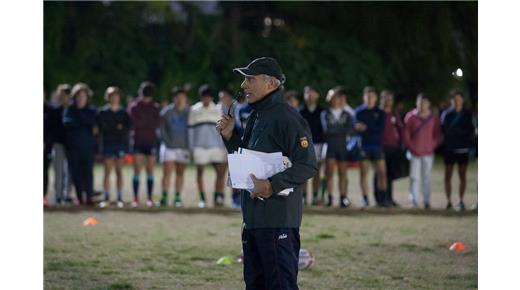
left=330, top=95, right=342, bottom=108
left=174, top=93, right=188, bottom=108
left=382, top=94, right=394, bottom=108
left=219, top=91, right=233, bottom=107
left=288, top=97, right=299, bottom=109
left=364, top=92, right=378, bottom=107
left=59, top=90, right=70, bottom=105
left=453, top=94, right=464, bottom=109
left=201, top=95, right=213, bottom=106
left=417, top=97, right=431, bottom=112
left=108, top=93, right=120, bottom=106
left=75, top=90, right=88, bottom=108
left=241, top=75, right=275, bottom=104
left=304, top=89, right=319, bottom=105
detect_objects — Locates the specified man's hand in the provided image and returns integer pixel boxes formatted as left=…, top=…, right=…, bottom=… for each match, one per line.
left=355, top=122, right=367, bottom=132
left=216, top=114, right=235, bottom=141
left=250, top=174, right=273, bottom=199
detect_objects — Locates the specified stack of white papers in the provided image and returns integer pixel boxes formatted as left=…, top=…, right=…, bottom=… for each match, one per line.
left=227, top=148, right=290, bottom=190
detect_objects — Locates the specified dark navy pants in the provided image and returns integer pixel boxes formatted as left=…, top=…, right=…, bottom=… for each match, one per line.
left=66, top=147, right=94, bottom=204
left=242, top=227, right=300, bottom=290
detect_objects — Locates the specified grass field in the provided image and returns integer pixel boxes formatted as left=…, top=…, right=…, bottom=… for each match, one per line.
left=44, top=160, right=477, bottom=289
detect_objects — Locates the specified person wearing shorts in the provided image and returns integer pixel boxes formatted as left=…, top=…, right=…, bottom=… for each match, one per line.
left=96, top=86, right=130, bottom=208
left=129, top=81, right=161, bottom=207
left=320, top=88, right=354, bottom=208
left=159, top=88, right=191, bottom=207
left=441, top=90, right=475, bottom=210
left=299, top=85, right=326, bottom=206
left=189, top=84, right=228, bottom=208
left=355, top=86, right=387, bottom=208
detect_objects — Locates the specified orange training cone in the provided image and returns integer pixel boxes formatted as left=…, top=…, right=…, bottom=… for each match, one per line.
left=124, top=154, right=133, bottom=164
left=83, top=217, right=99, bottom=226
left=449, top=242, right=465, bottom=251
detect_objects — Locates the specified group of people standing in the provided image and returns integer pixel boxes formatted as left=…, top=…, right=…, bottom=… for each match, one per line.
left=44, top=81, right=233, bottom=208
left=290, top=85, right=477, bottom=210
left=44, top=81, right=476, bottom=210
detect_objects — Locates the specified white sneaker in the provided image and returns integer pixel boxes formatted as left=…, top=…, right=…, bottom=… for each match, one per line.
left=175, top=201, right=182, bottom=208
left=198, top=201, right=206, bottom=208
left=131, top=200, right=139, bottom=208
left=98, top=201, right=108, bottom=208
left=146, top=200, right=154, bottom=208
left=116, top=201, right=124, bottom=208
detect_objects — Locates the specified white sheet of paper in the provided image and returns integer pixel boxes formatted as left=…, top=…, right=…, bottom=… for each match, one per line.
left=227, top=151, right=285, bottom=190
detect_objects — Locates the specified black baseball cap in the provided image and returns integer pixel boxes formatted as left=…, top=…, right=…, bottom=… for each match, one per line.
left=233, top=57, right=285, bottom=84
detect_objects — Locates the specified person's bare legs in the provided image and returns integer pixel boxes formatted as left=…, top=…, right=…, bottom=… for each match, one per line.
left=338, top=161, right=350, bottom=207
left=196, top=165, right=205, bottom=194
left=444, top=164, right=454, bottom=208
left=175, top=163, right=186, bottom=194
left=360, top=160, right=370, bottom=207
left=132, top=154, right=144, bottom=205
left=196, top=165, right=207, bottom=206
left=161, top=161, right=174, bottom=205
left=374, top=159, right=388, bottom=206
left=338, top=161, right=347, bottom=194
left=311, top=162, right=322, bottom=204
left=325, top=158, right=337, bottom=206
left=173, top=163, right=186, bottom=206
left=103, top=158, right=114, bottom=201
left=214, top=163, right=227, bottom=206
left=145, top=155, right=157, bottom=203
left=115, top=157, right=124, bottom=202
left=457, top=163, right=468, bottom=209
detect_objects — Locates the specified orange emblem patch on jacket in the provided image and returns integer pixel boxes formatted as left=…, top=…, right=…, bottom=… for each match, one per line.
left=300, top=137, right=309, bottom=148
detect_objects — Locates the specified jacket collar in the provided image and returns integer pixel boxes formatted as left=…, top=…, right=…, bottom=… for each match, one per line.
left=249, top=88, right=283, bottom=112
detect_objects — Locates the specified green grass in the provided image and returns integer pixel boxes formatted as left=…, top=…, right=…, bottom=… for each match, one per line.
left=45, top=159, right=477, bottom=289
left=44, top=210, right=477, bottom=289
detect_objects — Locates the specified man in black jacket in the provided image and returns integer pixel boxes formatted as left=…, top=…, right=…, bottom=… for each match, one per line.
left=216, top=57, right=317, bottom=290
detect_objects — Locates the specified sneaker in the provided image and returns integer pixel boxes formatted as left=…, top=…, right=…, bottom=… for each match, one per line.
left=410, top=199, right=418, bottom=209
left=116, top=201, right=124, bottom=208
left=326, top=194, right=333, bottom=207
left=446, top=202, right=453, bottom=210
left=340, top=196, right=351, bottom=208
left=159, top=196, right=168, bottom=207
left=98, top=201, right=108, bottom=208
left=362, top=195, right=369, bottom=209
left=131, top=199, right=139, bottom=208
left=214, top=193, right=224, bottom=207
left=391, top=200, right=400, bottom=207
left=174, top=194, right=183, bottom=208
left=146, top=199, right=154, bottom=208
left=424, top=202, right=431, bottom=210
left=198, top=200, right=206, bottom=208
left=457, top=201, right=466, bottom=211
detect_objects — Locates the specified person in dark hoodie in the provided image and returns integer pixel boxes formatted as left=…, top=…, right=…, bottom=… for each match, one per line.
left=63, top=83, right=97, bottom=206
left=441, top=90, right=475, bottom=210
